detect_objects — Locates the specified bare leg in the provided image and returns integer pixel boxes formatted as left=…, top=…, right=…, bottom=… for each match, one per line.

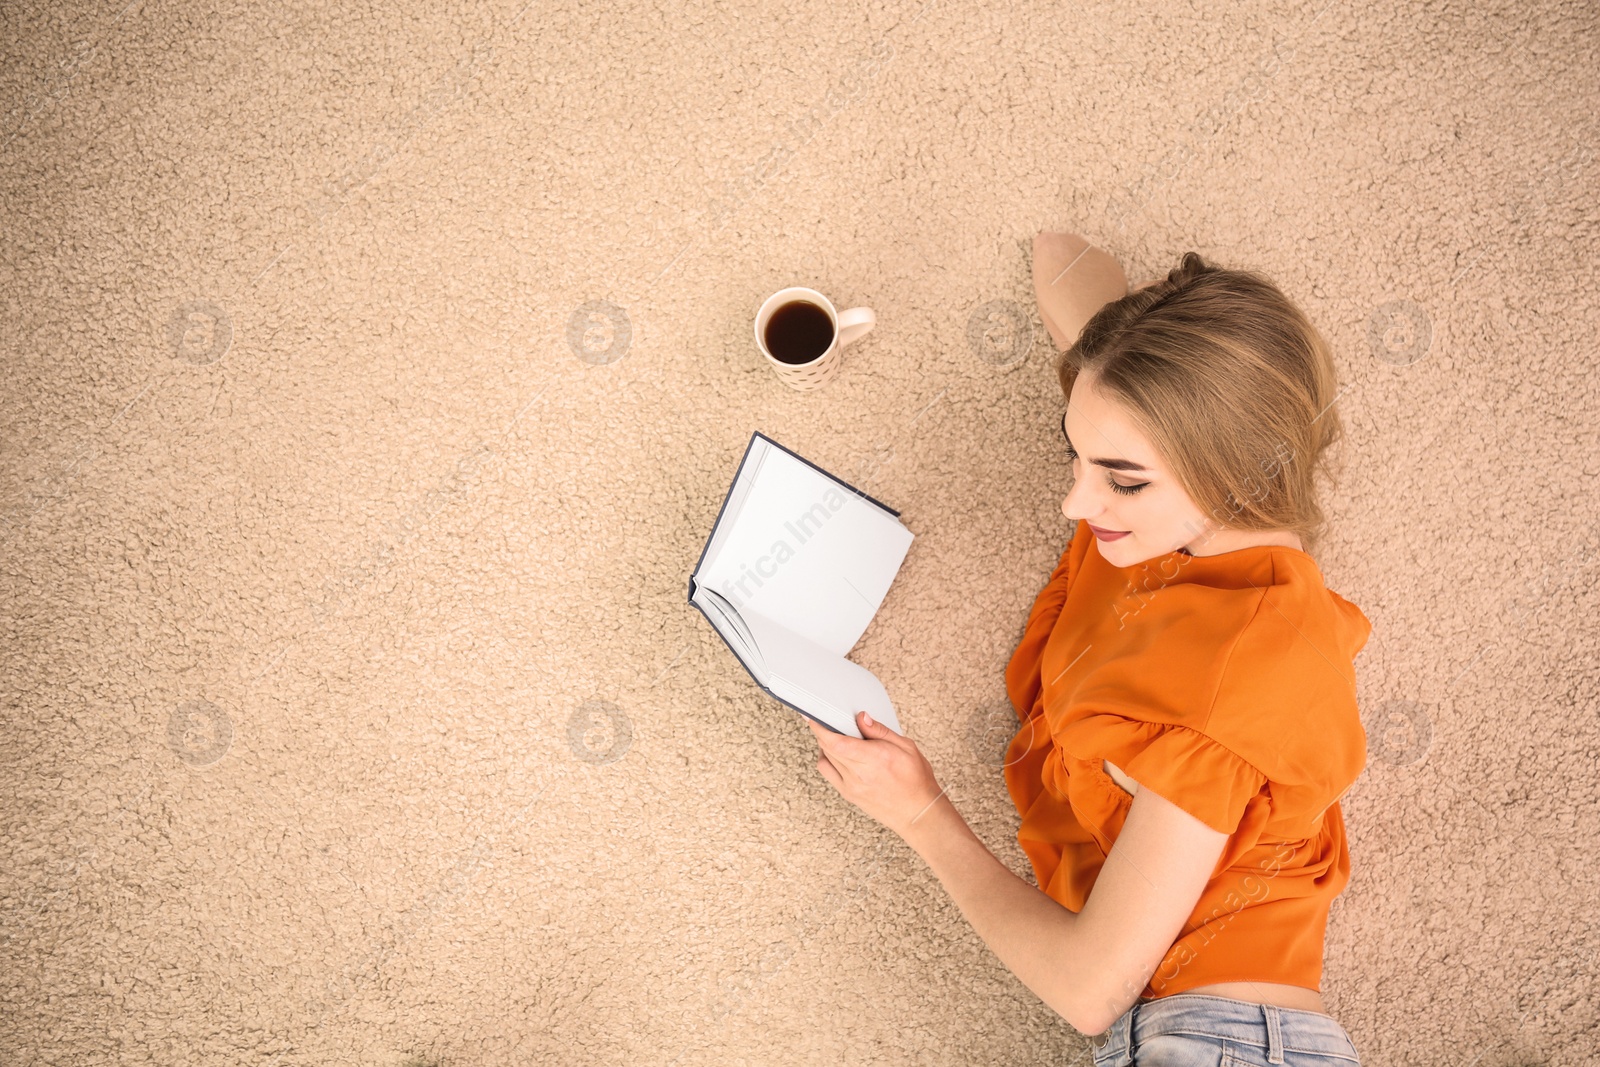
left=1032, top=232, right=1129, bottom=351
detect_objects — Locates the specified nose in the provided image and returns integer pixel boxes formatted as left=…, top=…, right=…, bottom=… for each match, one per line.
left=1061, top=471, right=1096, bottom=522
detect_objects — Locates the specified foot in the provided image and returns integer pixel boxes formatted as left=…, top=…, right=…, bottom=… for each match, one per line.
left=1032, top=232, right=1129, bottom=351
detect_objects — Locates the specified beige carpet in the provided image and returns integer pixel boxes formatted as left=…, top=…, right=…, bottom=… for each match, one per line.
left=3, top=0, right=1596, bottom=1063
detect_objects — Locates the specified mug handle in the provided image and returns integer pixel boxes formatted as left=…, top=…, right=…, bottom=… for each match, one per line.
left=836, top=307, right=876, bottom=348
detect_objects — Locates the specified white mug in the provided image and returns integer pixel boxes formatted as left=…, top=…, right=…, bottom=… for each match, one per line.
left=753, top=287, right=876, bottom=391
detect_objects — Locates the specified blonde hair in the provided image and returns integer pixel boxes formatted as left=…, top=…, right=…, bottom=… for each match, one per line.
left=1058, top=251, right=1347, bottom=554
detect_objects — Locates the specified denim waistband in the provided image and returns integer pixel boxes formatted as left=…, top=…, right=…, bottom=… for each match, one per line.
left=1090, top=993, right=1361, bottom=1066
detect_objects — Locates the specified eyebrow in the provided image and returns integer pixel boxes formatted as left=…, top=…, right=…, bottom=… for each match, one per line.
left=1062, top=414, right=1153, bottom=472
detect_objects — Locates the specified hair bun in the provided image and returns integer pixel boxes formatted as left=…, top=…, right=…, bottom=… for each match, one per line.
left=1168, top=251, right=1213, bottom=286
left=1129, top=252, right=1213, bottom=313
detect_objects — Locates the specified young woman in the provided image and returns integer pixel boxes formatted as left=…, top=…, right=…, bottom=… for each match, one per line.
left=807, top=233, right=1369, bottom=1066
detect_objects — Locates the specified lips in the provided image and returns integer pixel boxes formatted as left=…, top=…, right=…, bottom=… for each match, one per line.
left=1086, top=522, right=1131, bottom=542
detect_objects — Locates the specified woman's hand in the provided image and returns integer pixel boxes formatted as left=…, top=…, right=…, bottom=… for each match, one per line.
left=807, top=711, right=948, bottom=840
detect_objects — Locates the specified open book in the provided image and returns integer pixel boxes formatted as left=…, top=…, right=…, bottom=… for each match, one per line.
left=688, top=431, right=915, bottom=738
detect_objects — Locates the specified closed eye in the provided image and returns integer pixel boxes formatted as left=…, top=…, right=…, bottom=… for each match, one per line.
left=1063, top=442, right=1149, bottom=495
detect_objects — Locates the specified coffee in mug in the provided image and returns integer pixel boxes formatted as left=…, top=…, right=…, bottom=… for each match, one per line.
left=753, top=286, right=876, bottom=391
left=763, top=300, right=836, bottom=365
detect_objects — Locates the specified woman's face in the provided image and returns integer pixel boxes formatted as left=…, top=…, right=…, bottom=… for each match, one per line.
left=1059, top=369, right=1220, bottom=566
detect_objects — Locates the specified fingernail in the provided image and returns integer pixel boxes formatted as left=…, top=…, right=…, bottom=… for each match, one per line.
left=862, top=712, right=873, bottom=725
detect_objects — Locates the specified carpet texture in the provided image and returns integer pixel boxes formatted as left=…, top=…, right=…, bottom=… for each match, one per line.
left=2, top=0, right=1596, bottom=1064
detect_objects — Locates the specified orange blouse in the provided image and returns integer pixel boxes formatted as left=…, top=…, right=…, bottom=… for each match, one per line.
left=1003, top=519, right=1372, bottom=997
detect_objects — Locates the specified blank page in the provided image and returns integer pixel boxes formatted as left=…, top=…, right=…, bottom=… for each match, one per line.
left=699, top=445, right=912, bottom=658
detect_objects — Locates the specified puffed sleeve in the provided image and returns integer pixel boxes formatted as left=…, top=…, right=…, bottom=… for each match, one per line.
left=1058, top=712, right=1268, bottom=836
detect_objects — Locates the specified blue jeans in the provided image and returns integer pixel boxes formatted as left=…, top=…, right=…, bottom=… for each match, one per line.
left=1090, top=993, right=1362, bottom=1066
